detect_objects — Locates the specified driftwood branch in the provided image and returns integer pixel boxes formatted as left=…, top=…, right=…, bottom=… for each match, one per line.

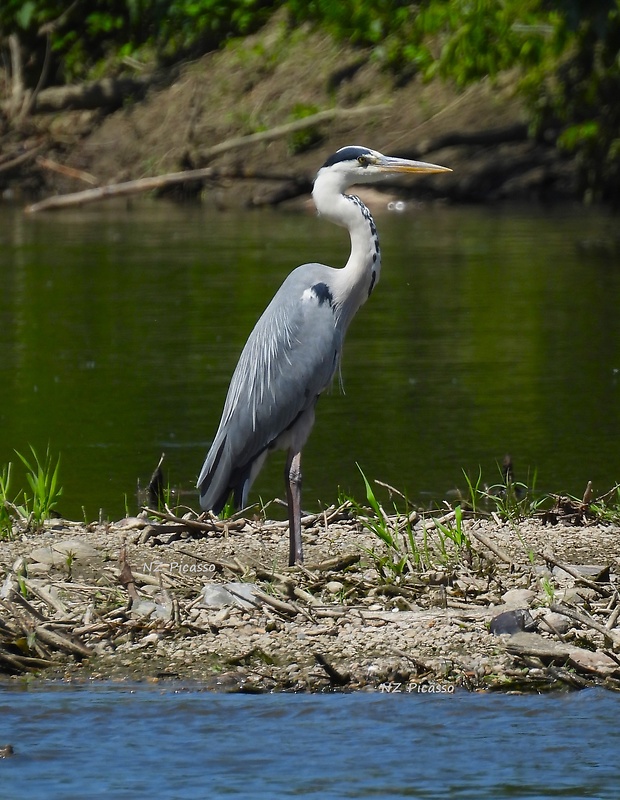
left=141, top=506, right=247, bottom=533
left=0, top=143, right=45, bottom=175
left=24, top=166, right=302, bottom=213
left=24, top=75, right=156, bottom=114
left=19, top=32, right=53, bottom=121
left=550, top=602, right=620, bottom=647
left=36, top=156, right=98, bottom=185
left=468, top=527, right=514, bottom=565
left=196, top=104, right=390, bottom=162
left=7, top=34, right=27, bottom=119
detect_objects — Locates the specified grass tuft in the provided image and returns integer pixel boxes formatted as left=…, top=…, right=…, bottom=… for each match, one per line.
left=341, top=465, right=473, bottom=583
left=1, top=445, right=64, bottom=532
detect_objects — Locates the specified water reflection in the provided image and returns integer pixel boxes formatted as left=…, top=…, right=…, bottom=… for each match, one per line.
left=1, top=201, right=618, bottom=520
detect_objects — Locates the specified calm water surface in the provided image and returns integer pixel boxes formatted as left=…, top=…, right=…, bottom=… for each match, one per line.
left=1, top=201, right=619, bottom=519
left=0, top=686, right=618, bottom=799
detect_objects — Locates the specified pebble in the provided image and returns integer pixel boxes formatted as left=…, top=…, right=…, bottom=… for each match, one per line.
left=325, top=581, right=344, bottom=594
left=140, top=633, right=162, bottom=646
left=26, top=562, right=52, bottom=576
left=490, top=609, right=536, bottom=636
left=200, top=582, right=260, bottom=610
left=130, top=600, right=157, bottom=618
left=538, top=611, right=572, bottom=635
left=501, top=589, right=536, bottom=607
left=29, top=539, right=100, bottom=566
left=558, top=587, right=598, bottom=603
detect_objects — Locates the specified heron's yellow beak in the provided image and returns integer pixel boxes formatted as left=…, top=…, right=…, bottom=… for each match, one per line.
left=378, top=156, right=451, bottom=174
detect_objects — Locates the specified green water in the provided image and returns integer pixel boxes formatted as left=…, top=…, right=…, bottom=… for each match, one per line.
left=1, top=200, right=618, bottom=520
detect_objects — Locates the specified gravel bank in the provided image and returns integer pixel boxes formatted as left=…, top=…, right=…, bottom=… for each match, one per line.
left=2, top=507, right=619, bottom=692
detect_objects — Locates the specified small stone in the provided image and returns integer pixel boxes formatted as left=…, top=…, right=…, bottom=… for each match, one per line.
left=26, top=562, right=52, bottom=576
left=325, top=581, right=343, bottom=594
left=140, top=633, right=161, bottom=646
left=213, top=608, right=231, bottom=624
left=490, top=609, right=537, bottom=636
left=12, top=556, right=26, bottom=573
left=501, top=589, right=535, bottom=607
left=116, top=516, right=148, bottom=530
left=130, top=600, right=157, bottom=618
left=538, top=611, right=572, bottom=635
left=199, top=582, right=260, bottom=610
left=30, top=539, right=100, bottom=566
left=558, top=587, right=598, bottom=603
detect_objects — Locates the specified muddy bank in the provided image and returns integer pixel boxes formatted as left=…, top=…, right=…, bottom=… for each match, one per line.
left=2, top=506, right=619, bottom=692
left=1, top=17, right=578, bottom=207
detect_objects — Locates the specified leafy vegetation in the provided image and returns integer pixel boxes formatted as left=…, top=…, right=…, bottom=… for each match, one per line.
left=341, top=465, right=472, bottom=582
left=462, top=466, right=547, bottom=522
left=0, top=0, right=273, bottom=82
left=0, top=463, right=14, bottom=539
left=0, top=446, right=63, bottom=537
left=344, top=464, right=620, bottom=585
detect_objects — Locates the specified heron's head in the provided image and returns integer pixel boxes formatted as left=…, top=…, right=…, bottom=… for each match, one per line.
left=316, top=145, right=451, bottom=191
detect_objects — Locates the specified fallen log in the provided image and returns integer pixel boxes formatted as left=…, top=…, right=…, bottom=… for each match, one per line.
left=28, top=75, right=155, bottom=114
left=23, top=166, right=300, bottom=213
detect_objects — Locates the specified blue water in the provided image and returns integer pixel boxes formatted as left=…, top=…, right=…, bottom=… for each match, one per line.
left=0, top=686, right=618, bottom=798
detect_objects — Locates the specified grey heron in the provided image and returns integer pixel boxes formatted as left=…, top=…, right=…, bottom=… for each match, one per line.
left=198, top=145, right=450, bottom=565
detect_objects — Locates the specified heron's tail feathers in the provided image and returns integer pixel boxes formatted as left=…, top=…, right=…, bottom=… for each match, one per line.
left=197, top=434, right=259, bottom=515
left=197, top=436, right=231, bottom=514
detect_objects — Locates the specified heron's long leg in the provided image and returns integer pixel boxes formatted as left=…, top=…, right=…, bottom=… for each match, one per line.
left=286, top=449, right=303, bottom=565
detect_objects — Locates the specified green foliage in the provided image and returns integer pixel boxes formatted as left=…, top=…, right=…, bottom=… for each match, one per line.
left=417, top=0, right=550, bottom=86
left=0, top=0, right=277, bottom=81
left=0, top=462, right=14, bottom=540
left=540, top=574, right=556, bottom=605
left=0, top=447, right=63, bottom=534
left=345, top=465, right=472, bottom=583
left=588, top=484, right=620, bottom=524
left=287, top=0, right=551, bottom=80
left=462, top=464, right=544, bottom=522
left=286, top=0, right=425, bottom=71
left=13, top=445, right=63, bottom=529
left=528, top=0, right=620, bottom=203
left=287, top=103, right=323, bottom=154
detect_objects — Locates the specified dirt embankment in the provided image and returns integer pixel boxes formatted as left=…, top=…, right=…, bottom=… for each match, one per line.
left=1, top=15, right=578, bottom=208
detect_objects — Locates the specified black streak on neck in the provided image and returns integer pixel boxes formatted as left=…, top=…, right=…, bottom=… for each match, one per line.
left=368, top=270, right=376, bottom=297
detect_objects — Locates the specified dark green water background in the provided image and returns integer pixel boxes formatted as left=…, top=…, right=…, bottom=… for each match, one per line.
left=1, top=200, right=619, bottom=520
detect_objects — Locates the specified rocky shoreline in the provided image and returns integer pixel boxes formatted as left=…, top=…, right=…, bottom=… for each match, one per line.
left=2, top=505, right=620, bottom=693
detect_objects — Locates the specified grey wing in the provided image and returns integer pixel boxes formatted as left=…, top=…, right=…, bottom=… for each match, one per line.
left=198, top=265, right=341, bottom=511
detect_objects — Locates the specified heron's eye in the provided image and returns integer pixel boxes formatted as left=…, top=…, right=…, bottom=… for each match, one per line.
left=357, top=156, right=369, bottom=167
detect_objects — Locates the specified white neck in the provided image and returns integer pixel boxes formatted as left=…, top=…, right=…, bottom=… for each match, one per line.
left=312, top=171, right=381, bottom=330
